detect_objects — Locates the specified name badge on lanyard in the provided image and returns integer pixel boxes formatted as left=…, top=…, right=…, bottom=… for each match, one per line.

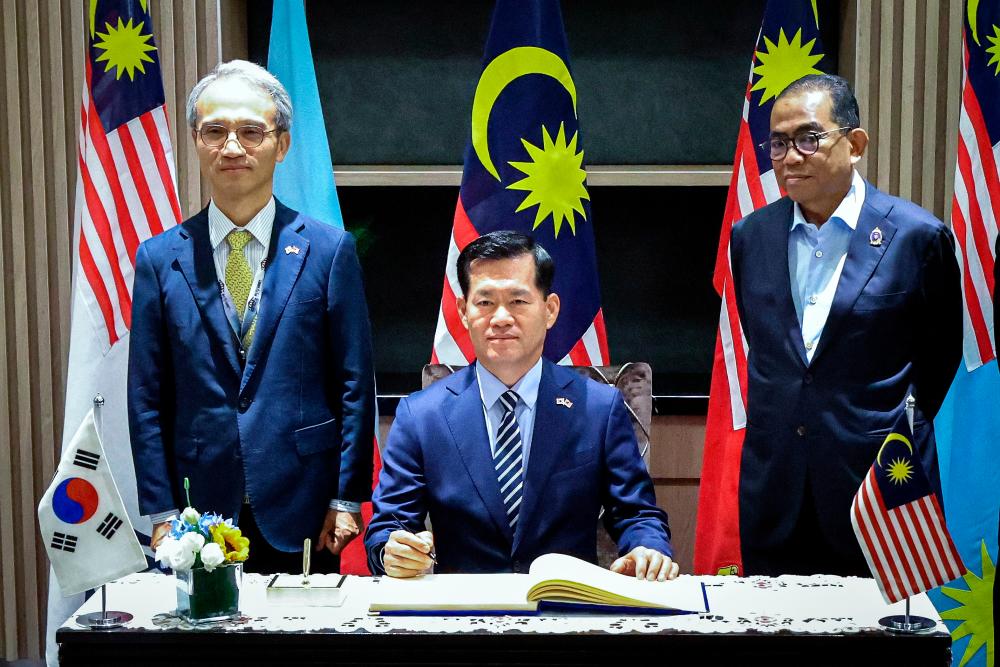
left=219, top=258, right=266, bottom=347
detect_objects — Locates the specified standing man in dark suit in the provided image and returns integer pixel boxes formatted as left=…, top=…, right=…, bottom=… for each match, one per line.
left=365, top=231, right=675, bottom=580
left=730, top=74, right=962, bottom=576
left=128, top=60, right=375, bottom=574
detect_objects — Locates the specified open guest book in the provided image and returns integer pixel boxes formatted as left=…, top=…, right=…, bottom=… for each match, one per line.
left=369, top=553, right=709, bottom=615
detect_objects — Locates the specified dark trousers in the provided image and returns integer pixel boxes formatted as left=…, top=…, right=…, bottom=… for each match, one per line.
left=743, top=480, right=870, bottom=577
left=237, top=503, right=339, bottom=575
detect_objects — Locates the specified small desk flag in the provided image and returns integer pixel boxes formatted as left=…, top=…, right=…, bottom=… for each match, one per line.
left=851, top=412, right=964, bottom=604
left=38, top=409, right=146, bottom=597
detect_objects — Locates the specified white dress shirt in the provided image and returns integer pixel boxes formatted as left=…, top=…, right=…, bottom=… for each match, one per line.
left=475, top=358, right=542, bottom=467
left=788, top=170, right=866, bottom=362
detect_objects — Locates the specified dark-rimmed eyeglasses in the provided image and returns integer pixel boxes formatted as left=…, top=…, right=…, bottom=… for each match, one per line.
left=197, top=124, right=280, bottom=149
left=758, top=127, right=852, bottom=161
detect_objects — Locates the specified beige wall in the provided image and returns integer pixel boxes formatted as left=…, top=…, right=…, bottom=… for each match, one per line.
left=0, top=0, right=964, bottom=659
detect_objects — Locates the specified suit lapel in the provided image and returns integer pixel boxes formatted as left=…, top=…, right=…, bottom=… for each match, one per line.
left=240, top=202, right=308, bottom=392
left=765, top=199, right=809, bottom=367
left=442, top=366, right=515, bottom=544
left=512, top=361, right=578, bottom=552
left=173, top=210, right=241, bottom=378
left=811, top=184, right=896, bottom=364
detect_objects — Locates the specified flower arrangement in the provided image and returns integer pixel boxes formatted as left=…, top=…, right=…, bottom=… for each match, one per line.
left=155, top=506, right=250, bottom=573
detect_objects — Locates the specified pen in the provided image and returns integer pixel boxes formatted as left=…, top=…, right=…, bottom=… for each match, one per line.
left=391, top=512, right=437, bottom=564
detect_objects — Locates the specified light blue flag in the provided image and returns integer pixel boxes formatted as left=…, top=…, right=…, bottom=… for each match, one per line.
left=267, top=0, right=343, bottom=228
left=927, top=361, right=1000, bottom=667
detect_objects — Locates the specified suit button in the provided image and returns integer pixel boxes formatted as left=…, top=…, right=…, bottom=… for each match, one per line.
left=239, top=397, right=251, bottom=412
left=238, top=348, right=246, bottom=361
left=803, top=373, right=813, bottom=384
left=796, top=425, right=807, bottom=437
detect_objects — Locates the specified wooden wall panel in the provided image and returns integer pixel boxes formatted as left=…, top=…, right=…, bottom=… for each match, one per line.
left=851, top=0, right=963, bottom=221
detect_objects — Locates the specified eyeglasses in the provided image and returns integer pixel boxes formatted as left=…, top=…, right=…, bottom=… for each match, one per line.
left=197, top=124, right=280, bottom=149
left=758, top=127, right=852, bottom=161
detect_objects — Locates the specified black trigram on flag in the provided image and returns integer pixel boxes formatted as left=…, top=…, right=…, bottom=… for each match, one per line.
left=97, top=512, right=123, bottom=540
left=51, top=532, right=78, bottom=553
left=72, top=449, right=100, bottom=470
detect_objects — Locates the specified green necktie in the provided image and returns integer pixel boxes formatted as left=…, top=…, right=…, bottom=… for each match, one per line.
left=225, top=230, right=256, bottom=349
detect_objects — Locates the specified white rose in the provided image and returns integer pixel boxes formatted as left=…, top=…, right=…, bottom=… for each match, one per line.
left=179, top=531, right=205, bottom=554
left=180, top=507, right=201, bottom=525
left=168, top=545, right=196, bottom=571
left=200, top=542, right=225, bottom=572
left=154, top=539, right=180, bottom=569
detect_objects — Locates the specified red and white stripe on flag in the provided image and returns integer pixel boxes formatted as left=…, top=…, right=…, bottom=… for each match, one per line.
left=692, top=76, right=783, bottom=575
left=851, top=467, right=965, bottom=604
left=76, top=59, right=181, bottom=350
left=953, top=40, right=998, bottom=370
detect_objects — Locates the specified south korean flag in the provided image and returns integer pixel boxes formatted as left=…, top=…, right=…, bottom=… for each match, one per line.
left=37, top=409, right=145, bottom=596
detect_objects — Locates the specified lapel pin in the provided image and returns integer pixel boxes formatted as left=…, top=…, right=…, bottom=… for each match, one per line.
left=284, top=244, right=300, bottom=255
left=869, top=227, right=883, bottom=247
left=556, top=397, right=573, bottom=409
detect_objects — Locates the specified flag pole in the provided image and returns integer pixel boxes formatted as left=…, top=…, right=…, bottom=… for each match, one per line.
left=876, top=395, right=935, bottom=634
left=74, top=395, right=133, bottom=630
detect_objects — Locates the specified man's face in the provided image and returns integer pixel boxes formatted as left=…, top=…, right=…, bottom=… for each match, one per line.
left=192, top=78, right=289, bottom=203
left=457, top=254, right=560, bottom=382
left=769, top=89, right=866, bottom=213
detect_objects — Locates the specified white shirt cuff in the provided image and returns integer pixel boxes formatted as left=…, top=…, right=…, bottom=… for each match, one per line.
left=329, top=499, right=362, bottom=513
left=149, top=510, right=178, bottom=525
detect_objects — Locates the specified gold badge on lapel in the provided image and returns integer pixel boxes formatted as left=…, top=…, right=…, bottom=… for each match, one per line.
left=869, top=227, right=883, bottom=247
left=284, top=244, right=300, bottom=255
left=556, top=397, right=573, bottom=409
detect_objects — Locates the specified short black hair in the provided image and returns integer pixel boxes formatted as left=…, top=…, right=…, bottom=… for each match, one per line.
left=776, top=74, right=861, bottom=129
left=456, top=230, right=555, bottom=297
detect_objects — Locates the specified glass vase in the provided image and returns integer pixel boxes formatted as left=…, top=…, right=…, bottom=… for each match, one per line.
left=176, top=563, right=241, bottom=623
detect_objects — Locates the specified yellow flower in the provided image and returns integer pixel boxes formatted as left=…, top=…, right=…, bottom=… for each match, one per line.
left=210, top=523, right=249, bottom=563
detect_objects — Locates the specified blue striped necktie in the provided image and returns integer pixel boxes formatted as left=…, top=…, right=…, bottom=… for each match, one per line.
left=494, top=390, right=524, bottom=529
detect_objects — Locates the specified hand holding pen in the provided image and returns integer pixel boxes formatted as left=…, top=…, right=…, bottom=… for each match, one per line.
left=383, top=513, right=436, bottom=579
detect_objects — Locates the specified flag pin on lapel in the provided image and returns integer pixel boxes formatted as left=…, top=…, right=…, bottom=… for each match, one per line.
left=556, top=397, right=573, bottom=409
left=869, top=227, right=883, bottom=247
left=285, top=245, right=300, bottom=255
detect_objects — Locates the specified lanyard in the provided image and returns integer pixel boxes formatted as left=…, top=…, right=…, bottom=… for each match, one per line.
left=219, top=257, right=266, bottom=348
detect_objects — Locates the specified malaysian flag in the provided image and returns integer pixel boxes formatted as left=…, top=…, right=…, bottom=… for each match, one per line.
left=925, top=4, right=1000, bottom=664
left=693, top=0, right=829, bottom=575
left=46, top=1, right=179, bottom=662
left=430, top=0, right=608, bottom=367
left=851, top=412, right=964, bottom=604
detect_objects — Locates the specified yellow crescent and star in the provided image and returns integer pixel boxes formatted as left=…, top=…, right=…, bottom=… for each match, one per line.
left=875, top=432, right=915, bottom=486
left=90, top=0, right=157, bottom=82
left=470, top=46, right=589, bottom=238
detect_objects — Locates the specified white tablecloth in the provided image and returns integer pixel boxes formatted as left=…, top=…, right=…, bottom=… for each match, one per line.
left=60, top=572, right=946, bottom=636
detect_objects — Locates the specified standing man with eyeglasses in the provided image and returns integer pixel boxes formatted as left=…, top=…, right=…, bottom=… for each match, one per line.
left=729, top=74, right=962, bottom=576
left=128, top=60, right=375, bottom=574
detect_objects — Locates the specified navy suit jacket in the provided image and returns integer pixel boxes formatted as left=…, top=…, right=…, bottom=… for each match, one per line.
left=730, top=181, right=962, bottom=566
left=128, top=200, right=375, bottom=551
left=364, top=360, right=671, bottom=574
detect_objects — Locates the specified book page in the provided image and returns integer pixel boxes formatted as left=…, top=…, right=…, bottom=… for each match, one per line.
left=369, top=573, right=537, bottom=612
left=527, top=553, right=707, bottom=612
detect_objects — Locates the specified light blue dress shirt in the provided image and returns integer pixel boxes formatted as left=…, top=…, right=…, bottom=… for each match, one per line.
left=476, top=358, right=542, bottom=466
left=788, top=170, right=866, bottom=363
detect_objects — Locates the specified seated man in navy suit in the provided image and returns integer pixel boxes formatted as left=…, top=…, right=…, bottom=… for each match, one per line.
left=731, top=74, right=962, bottom=576
left=365, top=231, right=676, bottom=580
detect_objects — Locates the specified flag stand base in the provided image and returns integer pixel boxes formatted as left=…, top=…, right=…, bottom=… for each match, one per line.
left=76, top=610, right=132, bottom=629
left=76, top=583, right=132, bottom=629
left=878, top=596, right=935, bottom=633
left=878, top=614, right=936, bottom=633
